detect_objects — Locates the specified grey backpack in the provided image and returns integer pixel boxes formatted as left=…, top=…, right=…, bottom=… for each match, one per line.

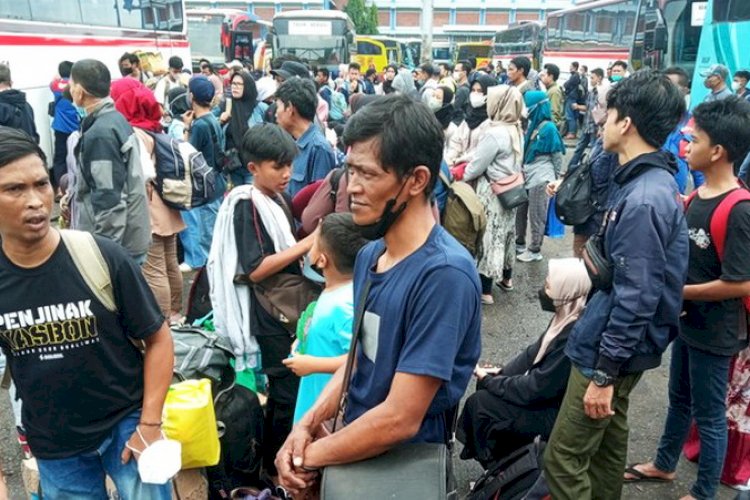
left=171, top=326, right=233, bottom=384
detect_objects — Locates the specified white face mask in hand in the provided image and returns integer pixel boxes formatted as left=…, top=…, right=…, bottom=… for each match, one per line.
left=126, top=427, right=182, bottom=484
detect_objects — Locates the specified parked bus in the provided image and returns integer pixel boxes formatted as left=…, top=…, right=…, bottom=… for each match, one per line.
left=0, top=0, right=189, bottom=158
left=405, top=39, right=422, bottom=65
left=455, top=41, right=493, bottom=69
left=543, top=0, right=703, bottom=81
left=270, top=10, right=355, bottom=73
left=355, top=36, right=398, bottom=73
left=432, top=42, right=453, bottom=66
left=187, top=9, right=271, bottom=72
left=690, top=0, right=750, bottom=104
left=493, top=22, right=545, bottom=71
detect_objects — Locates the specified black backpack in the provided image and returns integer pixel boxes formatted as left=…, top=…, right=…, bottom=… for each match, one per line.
left=185, top=266, right=212, bottom=324
left=206, top=383, right=265, bottom=499
left=467, top=441, right=545, bottom=500
left=555, top=159, right=595, bottom=226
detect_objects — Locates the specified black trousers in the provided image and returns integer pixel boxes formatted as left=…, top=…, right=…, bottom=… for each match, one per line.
left=52, top=130, right=71, bottom=190
left=256, top=334, right=300, bottom=476
left=458, top=388, right=559, bottom=469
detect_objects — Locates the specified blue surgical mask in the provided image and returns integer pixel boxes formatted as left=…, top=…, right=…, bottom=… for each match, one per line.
left=74, top=105, right=87, bottom=119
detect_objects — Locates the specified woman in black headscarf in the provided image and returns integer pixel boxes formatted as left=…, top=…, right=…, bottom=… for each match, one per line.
left=223, top=71, right=258, bottom=186
left=445, top=73, right=498, bottom=174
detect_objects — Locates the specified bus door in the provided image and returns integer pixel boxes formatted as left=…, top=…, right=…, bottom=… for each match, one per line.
left=631, top=0, right=669, bottom=70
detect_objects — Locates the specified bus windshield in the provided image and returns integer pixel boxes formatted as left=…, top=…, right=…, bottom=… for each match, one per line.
left=458, top=44, right=492, bottom=59
left=662, top=0, right=702, bottom=76
left=433, top=47, right=452, bottom=61
left=188, top=16, right=224, bottom=63
left=276, top=35, right=348, bottom=66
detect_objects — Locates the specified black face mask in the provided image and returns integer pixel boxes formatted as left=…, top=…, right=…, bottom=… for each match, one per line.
left=356, top=179, right=410, bottom=241
left=120, top=66, right=134, bottom=77
left=538, top=288, right=556, bottom=313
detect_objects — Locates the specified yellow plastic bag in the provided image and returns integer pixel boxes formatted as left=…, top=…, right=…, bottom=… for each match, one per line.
left=163, top=378, right=220, bottom=469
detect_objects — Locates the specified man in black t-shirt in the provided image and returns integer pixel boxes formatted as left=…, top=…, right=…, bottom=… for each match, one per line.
left=625, top=97, right=750, bottom=499
left=0, top=128, right=174, bottom=498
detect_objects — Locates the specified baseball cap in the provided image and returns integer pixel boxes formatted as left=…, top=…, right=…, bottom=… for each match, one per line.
left=226, top=59, right=243, bottom=70
left=188, top=75, right=215, bottom=105
left=271, top=61, right=310, bottom=81
left=700, top=64, right=729, bottom=80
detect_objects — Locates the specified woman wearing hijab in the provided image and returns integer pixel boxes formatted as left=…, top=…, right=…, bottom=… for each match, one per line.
left=515, top=90, right=566, bottom=263
left=110, top=78, right=185, bottom=322
left=391, top=68, right=417, bottom=97
left=445, top=73, right=498, bottom=171
left=382, top=64, right=398, bottom=95
left=220, top=71, right=259, bottom=186
left=458, top=258, right=592, bottom=468
left=462, top=85, right=524, bottom=304
left=429, top=86, right=456, bottom=154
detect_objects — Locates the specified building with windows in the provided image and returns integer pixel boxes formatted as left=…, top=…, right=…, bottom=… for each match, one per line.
left=186, top=0, right=577, bottom=43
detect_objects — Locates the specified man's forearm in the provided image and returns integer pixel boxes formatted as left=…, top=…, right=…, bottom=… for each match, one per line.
left=684, top=279, right=750, bottom=302
left=299, top=364, right=345, bottom=430
left=140, top=323, right=174, bottom=424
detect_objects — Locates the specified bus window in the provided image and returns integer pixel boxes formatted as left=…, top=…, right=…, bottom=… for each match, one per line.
left=357, top=40, right=381, bottom=55
left=561, top=11, right=587, bottom=50
left=618, top=0, right=638, bottom=49
left=714, top=0, right=750, bottom=22
left=0, top=1, right=31, bottom=20
left=29, top=0, right=83, bottom=24
left=546, top=16, right=561, bottom=49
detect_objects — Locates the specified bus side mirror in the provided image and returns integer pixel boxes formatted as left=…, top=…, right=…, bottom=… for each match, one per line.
left=652, top=24, right=668, bottom=52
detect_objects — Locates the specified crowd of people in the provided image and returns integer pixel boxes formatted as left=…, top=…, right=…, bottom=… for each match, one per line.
left=0, top=48, right=749, bottom=500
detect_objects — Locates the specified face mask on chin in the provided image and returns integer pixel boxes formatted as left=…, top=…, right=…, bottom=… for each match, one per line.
left=356, top=178, right=411, bottom=240
left=538, top=288, right=556, bottom=313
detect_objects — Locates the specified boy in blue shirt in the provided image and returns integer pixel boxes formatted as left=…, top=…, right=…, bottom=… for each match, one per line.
left=283, top=213, right=367, bottom=423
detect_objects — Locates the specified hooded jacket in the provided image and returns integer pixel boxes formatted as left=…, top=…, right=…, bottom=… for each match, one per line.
left=74, top=99, right=151, bottom=259
left=0, top=89, right=39, bottom=143
left=565, top=150, right=689, bottom=376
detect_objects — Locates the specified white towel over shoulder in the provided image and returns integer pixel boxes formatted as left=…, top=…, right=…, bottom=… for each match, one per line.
left=207, top=185, right=297, bottom=371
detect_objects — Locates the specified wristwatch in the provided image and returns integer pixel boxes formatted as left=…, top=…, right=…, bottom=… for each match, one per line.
left=591, top=369, right=616, bottom=387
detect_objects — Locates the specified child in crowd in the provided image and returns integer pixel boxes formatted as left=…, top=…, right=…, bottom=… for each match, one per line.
left=283, top=212, right=367, bottom=423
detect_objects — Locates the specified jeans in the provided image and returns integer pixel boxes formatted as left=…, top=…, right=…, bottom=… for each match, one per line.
left=179, top=197, right=222, bottom=268
left=515, top=184, right=549, bottom=253
left=36, top=410, right=172, bottom=500
left=654, top=337, right=731, bottom=500
left=568, top=130, right=596, bottom=171
left=565, top=97, right=578, bottom=136
left=544, top=366, right=643, bottom=500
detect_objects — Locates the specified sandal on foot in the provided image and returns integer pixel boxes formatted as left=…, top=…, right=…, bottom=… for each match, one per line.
left=623, top=464, right=673, bottom=483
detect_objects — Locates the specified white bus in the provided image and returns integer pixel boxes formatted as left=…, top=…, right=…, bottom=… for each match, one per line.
left=0, top=0, right=190, bottom=158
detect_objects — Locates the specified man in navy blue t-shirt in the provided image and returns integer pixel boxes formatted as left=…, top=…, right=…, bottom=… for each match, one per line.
left=275, top=94, right=482, bottom=495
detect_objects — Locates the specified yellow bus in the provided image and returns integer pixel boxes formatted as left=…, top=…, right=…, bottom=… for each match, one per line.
left=354, top=36, right=401, bottom=72
left=455, top=41, right=493, bottom=69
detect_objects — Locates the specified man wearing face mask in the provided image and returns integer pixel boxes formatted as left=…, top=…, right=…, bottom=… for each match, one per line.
left=452, top=60, right=473, bottom=125
left=274, top=94, right=482, bottom=497
left=609, top=60, right=628, bottom=84
left=701, top=64, right=733, bottom=103
left=153, top=56, right=187, bottom=114
left=69, top=59, right=151, bottom=264
left=118, top=52, right=149, bottom=84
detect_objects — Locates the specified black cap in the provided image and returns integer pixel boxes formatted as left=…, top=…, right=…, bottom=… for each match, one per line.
left=271, top=61, right=310, bottom=81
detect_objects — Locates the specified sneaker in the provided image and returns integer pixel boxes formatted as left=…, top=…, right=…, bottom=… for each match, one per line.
left=179, top=262, right=193, bottom=273
left=498, top=280, right=514, bottom=292
left=517, top=250, right=543, bottom=263
left=515, top=244, right=526, bottom=255
left=481, top=294, right=494, bottom=305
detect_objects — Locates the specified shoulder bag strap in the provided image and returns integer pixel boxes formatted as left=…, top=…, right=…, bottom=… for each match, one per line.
left=59, top=229, right=117, bottom=313
left=332, top=279, right=372, bottom=433
left=710, top=188, right=750, bottom=261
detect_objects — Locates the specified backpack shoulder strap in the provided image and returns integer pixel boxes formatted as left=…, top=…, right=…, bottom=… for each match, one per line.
left=60, top=230, right=117, bottom=313
left=438, top=171, right=452, bottom=189
left=710, top=188, right=750, bottom=261
left=684, top=189, right=699, bottom=210
left=329, top=168, right=345, bottom=205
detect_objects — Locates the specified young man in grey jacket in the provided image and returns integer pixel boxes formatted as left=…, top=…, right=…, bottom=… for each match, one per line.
left=69, top=59, right=150, bottom=263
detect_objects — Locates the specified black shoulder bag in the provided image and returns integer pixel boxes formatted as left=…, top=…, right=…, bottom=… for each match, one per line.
left=320, top=281, right=457, bottom=499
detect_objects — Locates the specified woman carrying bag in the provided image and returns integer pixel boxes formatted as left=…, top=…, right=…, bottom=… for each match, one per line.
left=515, top=91, right=566, bottom=263
left=221, top=71, right=261, bottom=187
left=462, top=85, right=525, bottom=304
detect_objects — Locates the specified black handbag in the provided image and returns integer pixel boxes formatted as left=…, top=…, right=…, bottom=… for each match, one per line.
left=320, top=281, right=457, bottom=499
left=223, top=148, right=244, bottom=173
left=582, top=211, right=613, bottom=290
left=490, top=172, right=528, bottom=210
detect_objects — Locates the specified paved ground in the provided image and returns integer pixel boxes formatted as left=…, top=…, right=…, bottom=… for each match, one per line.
left=0, top=144, right=740, bottom=498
